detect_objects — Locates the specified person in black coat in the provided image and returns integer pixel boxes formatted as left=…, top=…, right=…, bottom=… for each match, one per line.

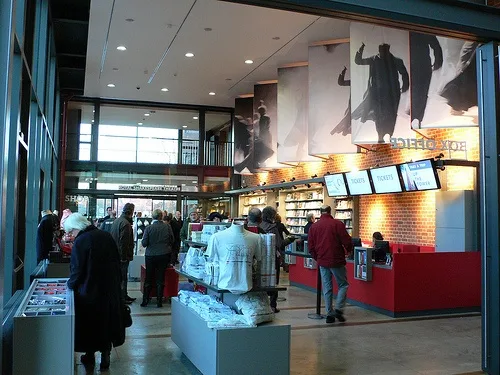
left=36, top=210, right=55, bottom=263
left=64, top=213, right=125, bottom=371
left=140, top=209, right=174, bottom=307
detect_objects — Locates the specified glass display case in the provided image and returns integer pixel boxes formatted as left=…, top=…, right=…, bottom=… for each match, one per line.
left=13, top=278, right=74, bottom=375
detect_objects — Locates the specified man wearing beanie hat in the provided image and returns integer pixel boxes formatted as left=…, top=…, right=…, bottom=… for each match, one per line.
left=110, top=203, right=136, bottom=303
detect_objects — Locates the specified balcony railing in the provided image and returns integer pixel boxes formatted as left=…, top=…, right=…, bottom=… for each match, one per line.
left=205, top=140, right=233, bottom=167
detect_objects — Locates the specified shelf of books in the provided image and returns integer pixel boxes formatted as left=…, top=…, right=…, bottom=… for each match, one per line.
left=333, top=197, right=354, bottom=236
left=283, top=189, right=323, bottom=235
left=239, top=193, right=267, bottom=217
left=354, top=247, right=373, bottom=281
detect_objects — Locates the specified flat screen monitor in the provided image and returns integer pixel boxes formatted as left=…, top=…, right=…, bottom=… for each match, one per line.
left=352, top=237, right=362, bottom=247
left=373, top=240, right=390, bottom=262
left=324, top=173, right=348, bottom=197
left=345, top=169, right=373, bottom=196
left=399, top=159, right=441, bottom=192
left=370, top=165, right=403, bottom=194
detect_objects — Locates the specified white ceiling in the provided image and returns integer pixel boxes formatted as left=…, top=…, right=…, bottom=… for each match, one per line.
left=84, top=0, right=351, bottom=108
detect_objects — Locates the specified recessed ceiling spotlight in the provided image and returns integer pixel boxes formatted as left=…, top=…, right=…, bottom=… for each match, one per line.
left=192, top=180, right=197, bottom=183
left=185, top=52, right=194, bottom=58
left=144, top=113, right=150, bottom=116
left=125, top=18, right=134, bottom=22
left=244, top=59, right=254, bottom=64
left=204, top=27, right=212, bottom=32
left=138, top=122, right=143, bottom=125
left=182, top=125, right=188, bottom=128
left=193, top=116, right=198, bottom=120
left=117, top=45, right=127, bottom=51
left=272, top=36, right=280, bottom=40
left=107, top=83, right=115, bottom=88
left=161, top=87, right=169, bottom=92
left=209, top=92, right=216, bottom=96
left=142, top=179, right=148, bottom=182
left=91, top=120, right=94, bottom=123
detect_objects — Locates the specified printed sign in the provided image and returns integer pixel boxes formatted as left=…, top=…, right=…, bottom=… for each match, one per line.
left=345, top=170, right=373, bottom=195
left=399, top=159, right=440, bottom=191
left=370, top=165, right=403, bottom=194
left=324, top=173, right=348, bottom=197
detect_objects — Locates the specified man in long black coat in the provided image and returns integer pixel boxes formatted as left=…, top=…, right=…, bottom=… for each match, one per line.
left=354, top=43, right=409, bottom=143
left=36, top=210, right=55, bottom=263
left=65, top=213, right=125, bottom=370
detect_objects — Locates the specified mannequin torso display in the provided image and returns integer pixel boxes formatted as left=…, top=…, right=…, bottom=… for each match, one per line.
left=205, top=223, right=262, bottom=294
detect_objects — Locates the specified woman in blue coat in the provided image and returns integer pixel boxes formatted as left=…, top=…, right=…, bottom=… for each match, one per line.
left=64, top=213, right=125, bottom=371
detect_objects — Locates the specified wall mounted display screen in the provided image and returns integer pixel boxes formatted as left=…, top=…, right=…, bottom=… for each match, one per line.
left=399, top=159, right=441, bottom=191
left=345, top=170, right=373, bottom=195
left=370, top=165, right=403, bottom=194
left=324, top=173, right=348, bottom=197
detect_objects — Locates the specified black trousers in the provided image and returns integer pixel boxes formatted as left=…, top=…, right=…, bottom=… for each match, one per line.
left=269, top=256, right=281, bottom=308
left=144, top=254, right=171, bottom=297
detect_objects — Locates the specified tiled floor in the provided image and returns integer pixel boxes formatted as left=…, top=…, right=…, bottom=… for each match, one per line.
left=75, top=275, right=483, bottom=375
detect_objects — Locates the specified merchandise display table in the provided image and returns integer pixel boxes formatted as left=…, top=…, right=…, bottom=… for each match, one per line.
left=175, top=269, right=287, bottom=309
left=171, top=297, right=291, bottom=375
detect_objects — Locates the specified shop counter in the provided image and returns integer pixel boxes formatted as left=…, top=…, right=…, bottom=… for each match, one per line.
left=288, top=251, right=481, bottom=317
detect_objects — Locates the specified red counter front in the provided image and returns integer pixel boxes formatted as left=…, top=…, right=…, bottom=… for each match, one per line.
left=288, top=252, right=481, bottom=317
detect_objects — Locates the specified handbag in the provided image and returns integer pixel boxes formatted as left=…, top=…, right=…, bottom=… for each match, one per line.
left=122, top=304, right=133, bottom=328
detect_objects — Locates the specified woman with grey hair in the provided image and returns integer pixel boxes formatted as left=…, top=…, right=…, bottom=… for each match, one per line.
left=140, top=209, right=174, bottom=307
left=304, top=212, right=316, bottom=234
left=65, top=213, right=125, bottom=370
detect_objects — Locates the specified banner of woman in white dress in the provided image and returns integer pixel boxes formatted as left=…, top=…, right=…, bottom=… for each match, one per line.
left=308, top=42, right=359, bottom=155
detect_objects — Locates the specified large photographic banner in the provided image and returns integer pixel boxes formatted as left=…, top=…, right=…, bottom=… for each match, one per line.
left=233, top=97, right=255, bottom=174
left=253, top=83, right=280, bottom=169
left=410, top=32, right=478, bottom=129
left=308, top=43, right=359, bottom=155
left=277, top=65, right=317, bottom=163
left=350, top=23, right=414, bottom=144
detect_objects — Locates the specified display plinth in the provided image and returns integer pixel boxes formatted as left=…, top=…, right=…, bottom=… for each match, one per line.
left=13, top=278, right=74, bottom=375
left=171, top=298, right=290, bottom=375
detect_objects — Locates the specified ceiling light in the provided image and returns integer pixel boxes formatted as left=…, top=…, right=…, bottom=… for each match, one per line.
left=144, top=113, right=150, bottom=116
left=91, top=120, right=94, bottom=123
left=185, top=52, right=194, bottom=58
left=142, top=179, right=148, bottom=182
left=272, top=36, right=280, bottom=40
left=192, top=180, right=197, bottom=183
left=225, top=78, right=232, bottom=81
left=204, top=28, right=212, bottom=32
left=117, top=46, right=127, bottom=51
left=182, top=125, right=188, bottom=128
left=161, top=87, right=169, bottom=92
left=209, top=92, right=216, bottom=96
left=193, top=116, right=198, bottom=120
left=112, top=67, right=119, bottom=71
left=107, top=83, right=115, bottom=88
left=138, top=122, right=143, bottom=125
left=245, top=59, right=254, bottom=64
left=125, top=18, right=134, bottom=22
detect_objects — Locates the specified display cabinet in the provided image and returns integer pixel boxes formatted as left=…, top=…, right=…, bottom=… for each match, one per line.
left=13, top=278, right=74, bottom=375
left=354, top=247, right=373, bottom=281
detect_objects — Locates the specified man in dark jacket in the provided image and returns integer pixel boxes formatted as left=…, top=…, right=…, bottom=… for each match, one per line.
left=140, top=209, right=174, bottom=307
left=110, top=203, right=136, bottom=304
left=180, top=210, right=200, bottom=242
left=308, top=205, right=353, bottom=324
left=36, top=210, right=55, bottom=263
left=100, top=210, right=116, bottom=232
left=259, top=206, right=294, bottom=313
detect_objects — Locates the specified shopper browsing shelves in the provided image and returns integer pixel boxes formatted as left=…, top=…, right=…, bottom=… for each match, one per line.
left=308, top=205, right=353, bottom=324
